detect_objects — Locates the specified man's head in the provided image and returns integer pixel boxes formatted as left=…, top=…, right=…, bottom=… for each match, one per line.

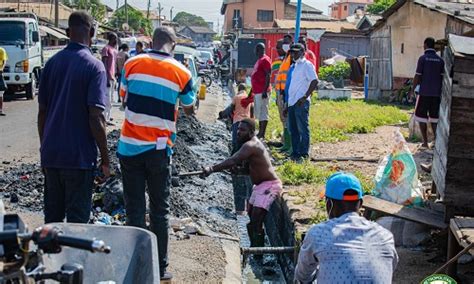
left=135, top=41, right=144, bottom=53
left=237, top=83, right=247, bottom=92
left=255, top=43, right=265, bottom=58
left=119, top=43, right=129, bottom=52
left=298, top=36, right=308, bottom=51
left=324, top=172, right=363, bottom=219
left=108, top=32, right=118, bottom=47
left=289, top=43, right=305, bottom=62
left=424, top=37, right=435, bottom=50
left=237, top=118, right=256, bottom=144
left=152, top=27, right=177, bottom=54
left=67, top=11, right=94, bottom=45
left=282, top=34, right=293, bottom=54
left=276, top=39, right=286, bottom=57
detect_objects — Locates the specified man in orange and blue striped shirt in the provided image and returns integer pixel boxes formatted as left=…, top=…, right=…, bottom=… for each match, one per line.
left=118, top=27, right=195, bottom=281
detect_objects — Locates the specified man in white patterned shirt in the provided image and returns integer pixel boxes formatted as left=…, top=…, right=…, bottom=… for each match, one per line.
left=295, top=172, right=398, bottom=284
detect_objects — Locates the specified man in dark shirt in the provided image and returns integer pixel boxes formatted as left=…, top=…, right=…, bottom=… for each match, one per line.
left=412, top=37, right=445, bottom=148
left=38, top=11, right=110, bottom=223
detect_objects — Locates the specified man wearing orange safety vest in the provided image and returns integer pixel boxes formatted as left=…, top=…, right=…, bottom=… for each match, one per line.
left=275, top=34, right=293, bottom=153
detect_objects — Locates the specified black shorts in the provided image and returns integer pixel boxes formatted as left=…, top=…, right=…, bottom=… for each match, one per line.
left=415, top=95, right=441, bottom=123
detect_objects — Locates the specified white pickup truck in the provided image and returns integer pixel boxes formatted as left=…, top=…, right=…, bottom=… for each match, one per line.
left=0, top=12, right=42, bottom=99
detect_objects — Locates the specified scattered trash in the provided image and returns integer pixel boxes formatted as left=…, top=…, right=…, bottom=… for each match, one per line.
left=458, top=254, right=474, bottom=265
left=10, top=192, right=19, bottom=203
left=373, top=129, right=424, bottom=206
left=377, top=216, right=430, bottom=247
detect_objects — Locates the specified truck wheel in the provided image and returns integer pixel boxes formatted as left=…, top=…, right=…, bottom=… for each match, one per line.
left=26, top=76, right=35, bottom=100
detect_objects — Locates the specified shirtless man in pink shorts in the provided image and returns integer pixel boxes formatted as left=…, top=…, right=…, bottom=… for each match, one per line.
left=203, top=118, right=282, bottom=248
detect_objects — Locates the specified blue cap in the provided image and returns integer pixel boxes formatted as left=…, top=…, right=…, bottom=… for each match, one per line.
left=325, top=172, right=363, bottom=201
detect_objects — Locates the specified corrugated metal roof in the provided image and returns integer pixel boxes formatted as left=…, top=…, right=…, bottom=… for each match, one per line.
left=449, top=33, right=474, bottom=55
left=287, top=2, right=324, bottom=14
left=274, top=19, right=357, bottom=33
left=180, top=26, right=216, bottom=34
left=39, top=25, right=68, bottom=40
left=372, top=0, right=474, bottom=31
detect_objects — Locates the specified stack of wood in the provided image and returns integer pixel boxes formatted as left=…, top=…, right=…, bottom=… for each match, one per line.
left=432, top=34, right=474, bottom=220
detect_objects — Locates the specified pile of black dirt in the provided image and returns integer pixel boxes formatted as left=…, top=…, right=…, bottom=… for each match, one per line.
left=0, top=163, right=44, bottom=211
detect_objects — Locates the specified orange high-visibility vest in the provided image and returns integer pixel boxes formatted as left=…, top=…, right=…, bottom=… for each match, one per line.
left=275, top=55, right=292, bottom=91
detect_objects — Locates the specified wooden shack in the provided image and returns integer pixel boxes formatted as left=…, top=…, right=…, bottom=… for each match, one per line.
left=432, top=34, right=474, bottom=219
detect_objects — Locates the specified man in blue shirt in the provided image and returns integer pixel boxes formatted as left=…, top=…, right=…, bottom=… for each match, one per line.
left=412, top=37, right=445, bottom=148
left=295, top=173, right=398, bottom=283
left=38, top=11, right=109, bottom=223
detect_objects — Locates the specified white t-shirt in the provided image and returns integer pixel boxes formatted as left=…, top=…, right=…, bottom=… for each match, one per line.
left=288, top=58, right=318, bottom=107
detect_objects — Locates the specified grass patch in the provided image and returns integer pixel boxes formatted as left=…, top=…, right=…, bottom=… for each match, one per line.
left=268, top=96, right=410, bottom=143
left=277, top=161, right=374, bottom=194
left=277, top=160, right=332, bottom=186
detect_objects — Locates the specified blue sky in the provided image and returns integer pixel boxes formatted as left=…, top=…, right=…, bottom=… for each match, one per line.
left=102, top=0, right=335, bottom=30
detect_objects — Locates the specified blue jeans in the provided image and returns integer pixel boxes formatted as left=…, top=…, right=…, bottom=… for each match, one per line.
left=288, top=100, right=310, bottom=158
left=232, top=122, right=241, bottom=154
left=120, top=150, right=170, bottom=275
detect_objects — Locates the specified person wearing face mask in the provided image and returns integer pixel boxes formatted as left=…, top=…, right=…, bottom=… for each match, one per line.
left=286, top=43, right=318, bottom=161
left=118, top=27, right=196, bottom=281
left=275, top=34, right=294, bottom=154
left=295, top=172, right=399, bottom=284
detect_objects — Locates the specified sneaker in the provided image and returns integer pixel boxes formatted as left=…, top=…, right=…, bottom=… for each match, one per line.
left=160, top=271, right=173, bottom=280
left=0, top=112, right=5, bottom=116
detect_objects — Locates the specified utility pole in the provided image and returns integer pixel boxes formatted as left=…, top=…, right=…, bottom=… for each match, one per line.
left=116, top=0, right=119, bottom=29
left=170, top=7, right=174, bottom=22
left=125, top=0, right=129, bottom=27
left=146, top=0, right=151, bottom=20
left=54, top=0, right=59, bottom=27
left=157, top=3, right=163, bottom=27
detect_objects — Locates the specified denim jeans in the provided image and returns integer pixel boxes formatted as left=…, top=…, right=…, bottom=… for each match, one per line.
left=43, top=168, right=94, bottom=223
left=288, top=100, right=310, bottom=158
left=232, top=122, right=241, bottom=154
left=120, top=150, right=171, bottom=275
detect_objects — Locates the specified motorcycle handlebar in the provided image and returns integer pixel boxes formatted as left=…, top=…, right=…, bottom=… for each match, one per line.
left=56, top=235, right=111, bottom=254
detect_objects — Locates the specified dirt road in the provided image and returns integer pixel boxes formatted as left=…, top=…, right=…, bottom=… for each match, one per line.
left=0, top=98, right=40, bottom=164
left=0, top=86, right=243, bottom=283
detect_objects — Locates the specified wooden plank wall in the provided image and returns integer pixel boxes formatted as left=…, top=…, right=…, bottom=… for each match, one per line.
left=369, top=25, right=392, bottom=92
left=433, top=45, right=474, bottom=210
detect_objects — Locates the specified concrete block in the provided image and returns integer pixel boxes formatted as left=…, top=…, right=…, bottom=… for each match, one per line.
left=318, top=89, right=352, bottom=100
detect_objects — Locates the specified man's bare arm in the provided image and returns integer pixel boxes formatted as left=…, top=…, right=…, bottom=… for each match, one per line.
left=89, top=106, right=109, bottom=167
left=412, top=74, right=421, bottom=91
left=208, top=143, right=253, bottom=173
left=38, top=103, right=47, bottom=143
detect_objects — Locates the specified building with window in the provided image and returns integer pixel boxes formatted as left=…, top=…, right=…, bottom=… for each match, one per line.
left=221, top=0, right=330, bottom=32
left=329, top=0, right=373, bottom=20
left=179, top=25, right=217, bottom=45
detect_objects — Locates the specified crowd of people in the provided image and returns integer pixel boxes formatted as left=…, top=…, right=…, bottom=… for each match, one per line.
left=31, top=9, right=448, bottom=283
left=37, top=11, right=194, bottom=280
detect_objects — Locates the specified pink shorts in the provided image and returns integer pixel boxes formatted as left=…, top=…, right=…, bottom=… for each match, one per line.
left=249, top=180, right=282, bottom=211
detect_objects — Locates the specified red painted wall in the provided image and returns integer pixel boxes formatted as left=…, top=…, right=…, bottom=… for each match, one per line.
left=253, top=32, right=320, bottom=73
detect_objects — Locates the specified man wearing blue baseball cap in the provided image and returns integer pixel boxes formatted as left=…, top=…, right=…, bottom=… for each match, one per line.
left=295, top=172, right=398, bottom=284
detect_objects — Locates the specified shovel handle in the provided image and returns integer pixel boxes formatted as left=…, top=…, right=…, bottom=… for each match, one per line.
left=178, top=170, right=205, bottom=177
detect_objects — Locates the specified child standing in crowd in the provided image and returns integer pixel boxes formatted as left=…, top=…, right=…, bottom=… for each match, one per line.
left=231, top=84, right=253, bottom=153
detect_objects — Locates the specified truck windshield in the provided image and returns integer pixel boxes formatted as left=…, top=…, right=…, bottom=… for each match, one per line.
left=0, top=21, right=26, bottom=45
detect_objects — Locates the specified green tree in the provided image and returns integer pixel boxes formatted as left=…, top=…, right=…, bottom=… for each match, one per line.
left=110, top=5, right=153, bottom=35
left=366, top=0, right=396, bottom=14
left=173, top=11, right=208, bottom=27
left=63, top=0, right=107, bottom=23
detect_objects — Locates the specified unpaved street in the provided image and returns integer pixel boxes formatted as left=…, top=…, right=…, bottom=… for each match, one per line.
left=0, top=86, right=244, bottom=283
left=0, top=98, right=40, bottom=163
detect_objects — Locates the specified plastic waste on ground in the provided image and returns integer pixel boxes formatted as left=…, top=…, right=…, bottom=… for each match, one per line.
left=373, top=129, right=424, bottom=207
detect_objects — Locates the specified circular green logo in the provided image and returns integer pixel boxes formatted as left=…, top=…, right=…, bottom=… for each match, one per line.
left=421, top=274, right=457, bottom=284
